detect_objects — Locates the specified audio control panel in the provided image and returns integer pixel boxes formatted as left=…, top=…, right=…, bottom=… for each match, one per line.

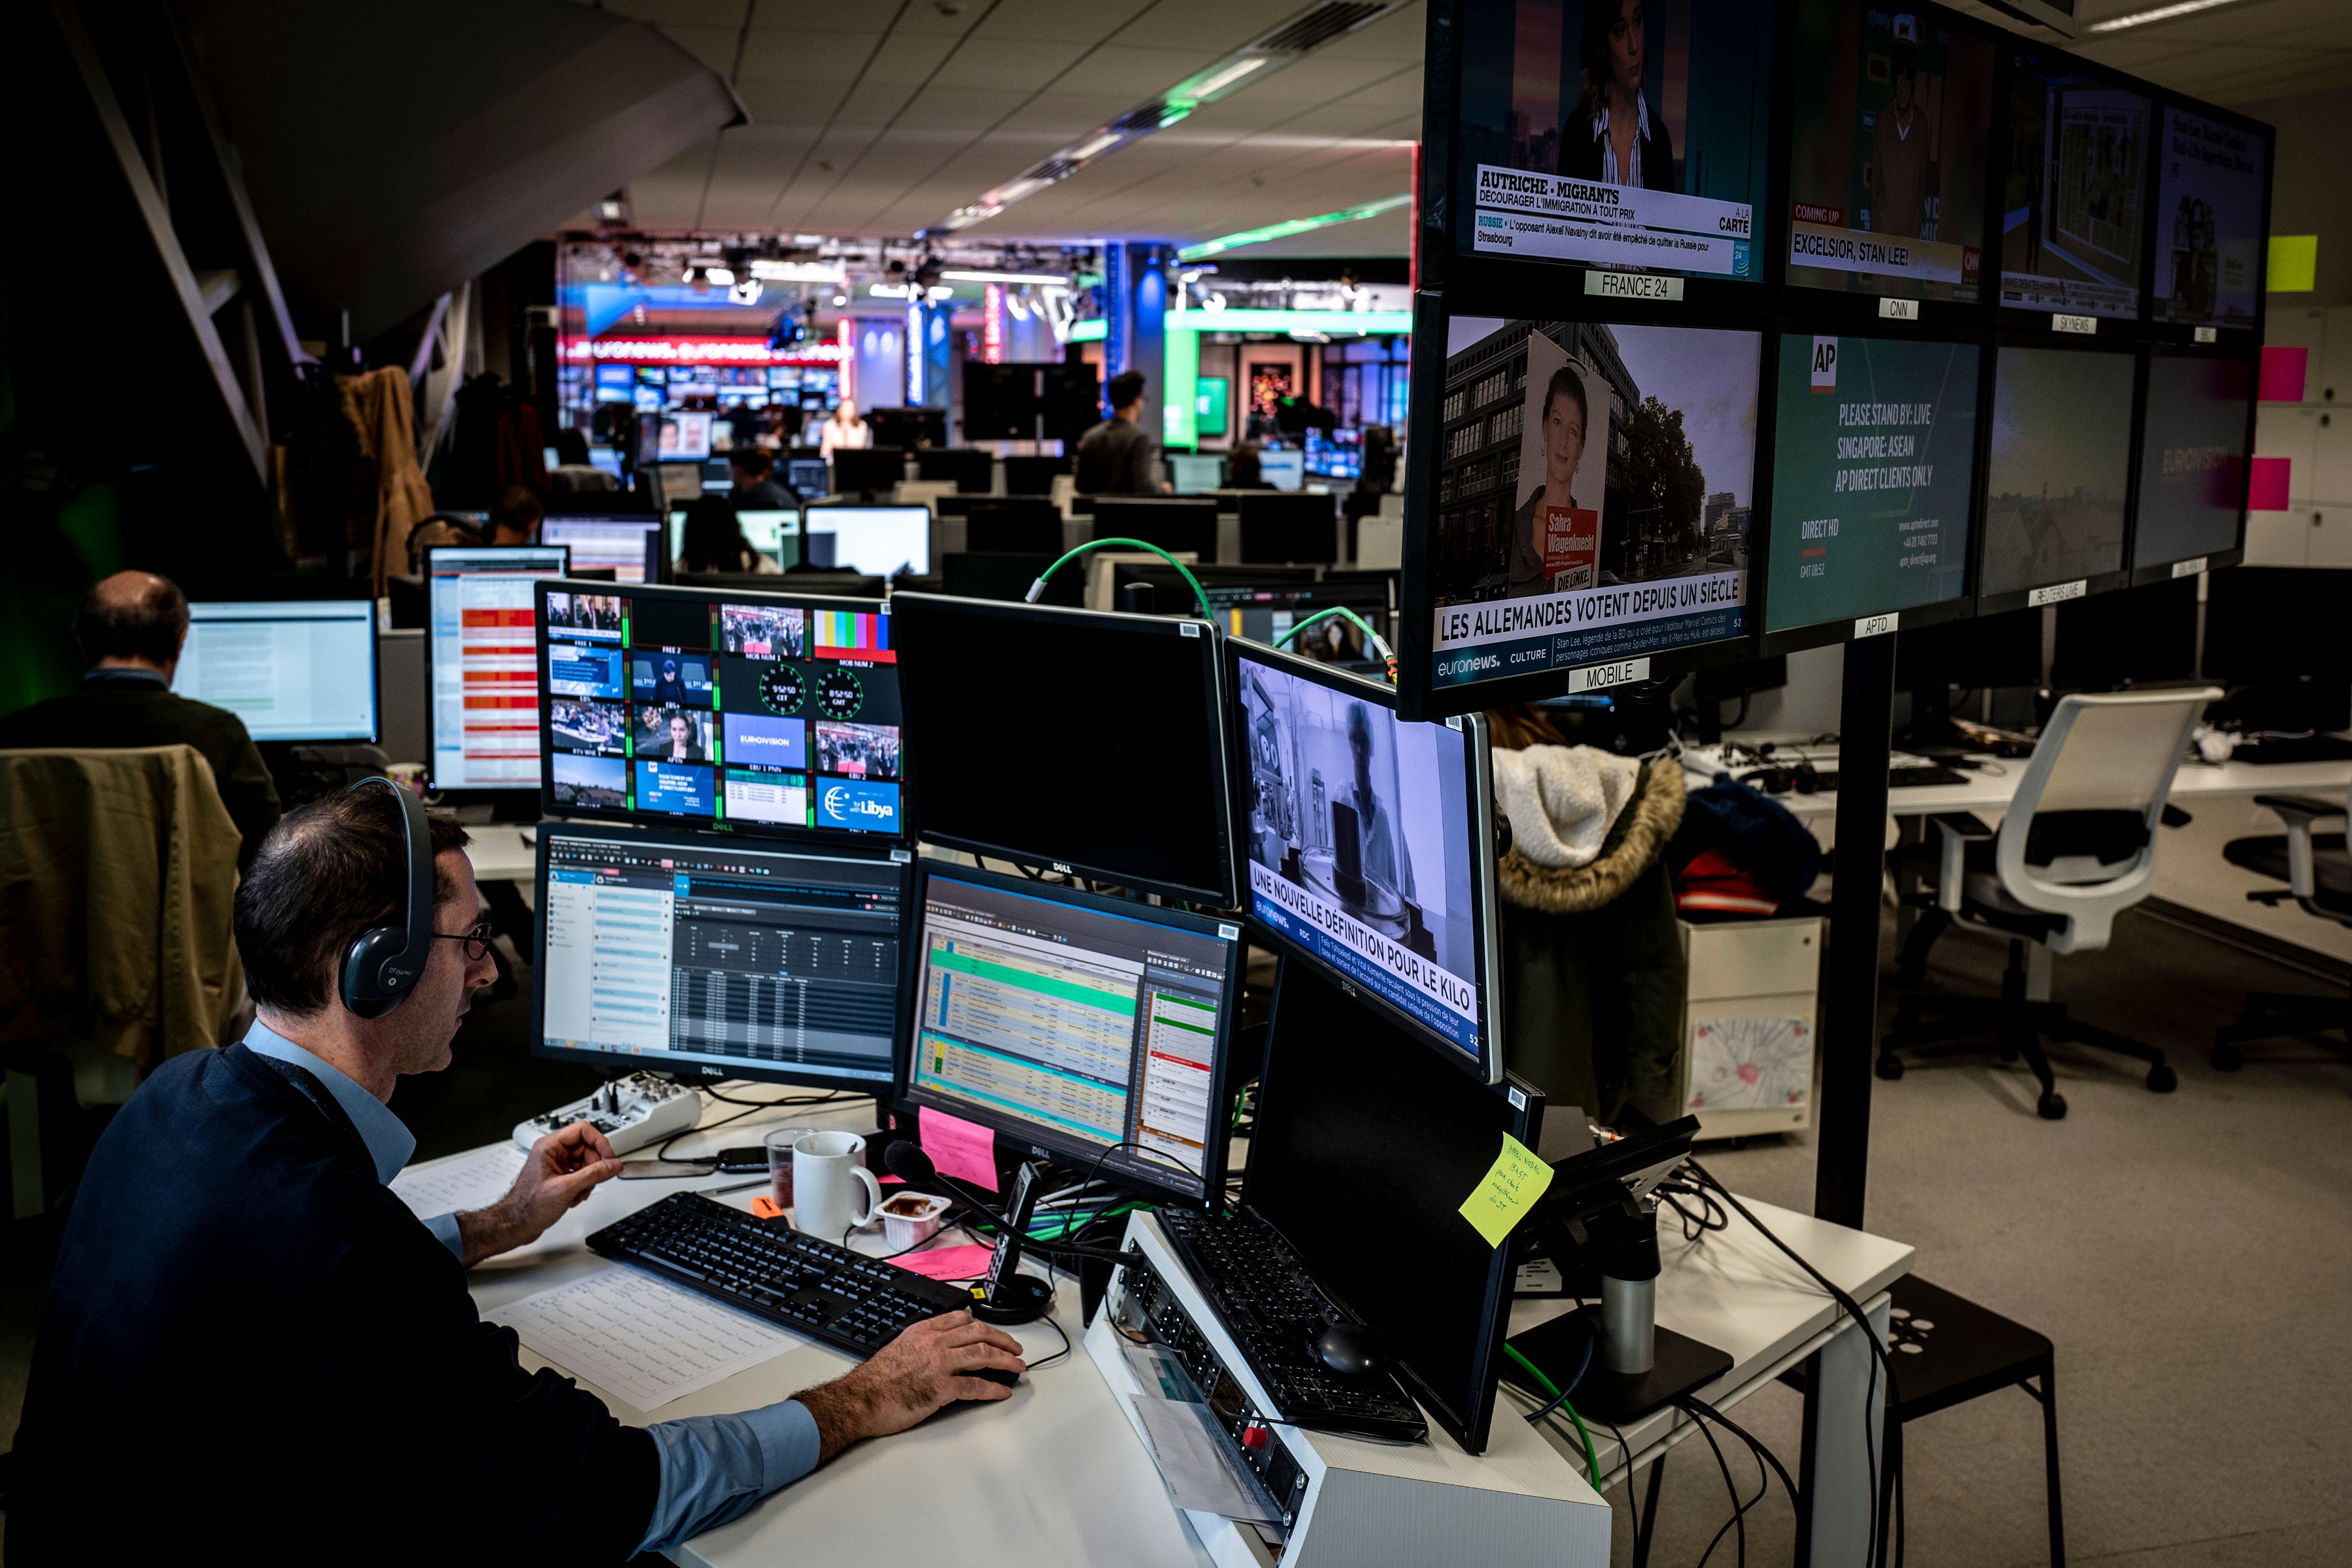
left=513, top=1073, right=701, bottom=1155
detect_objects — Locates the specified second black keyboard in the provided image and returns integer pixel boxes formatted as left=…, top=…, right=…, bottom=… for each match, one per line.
left=1159, top=1208, right=1428, bottom=1442
left=588, top=1192, right=974, bottom=1356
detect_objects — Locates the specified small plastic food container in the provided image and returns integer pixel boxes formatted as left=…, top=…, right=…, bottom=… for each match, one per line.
left=879, top=1190, right=953, bottom=1251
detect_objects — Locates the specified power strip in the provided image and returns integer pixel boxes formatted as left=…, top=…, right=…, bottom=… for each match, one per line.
left=512, top=1074, right=703, bottom=1156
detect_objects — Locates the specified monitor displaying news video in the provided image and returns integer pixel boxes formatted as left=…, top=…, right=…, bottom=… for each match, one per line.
left=1232, top=641, right=1503, bottom=1082
left=1764, top=333, right=1980, bottom=634
left=1979, top=346, right=2132, bottom=598
left=1785, top=0, right=1994, bottom=303
left=1997, top=49, right=2153, bottom=321
left=1447, top=0, right=1775, bottom=284
left=1421, top=315, right=1759, bottom=700
left=2153, top=106, right=2268, bottom=334
left=539, top=581, right=905, bottom=841
left=660, top=412, right=714, bottom=462
left=427, top=546, right=570, bottom=790
left=2132, top=353, right=2252, bottom=570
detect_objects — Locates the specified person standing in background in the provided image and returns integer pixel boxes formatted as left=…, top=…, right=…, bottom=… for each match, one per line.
left=1075, top=370, right=1169, bottom=495
left=819, top=400, right=870, bottom=458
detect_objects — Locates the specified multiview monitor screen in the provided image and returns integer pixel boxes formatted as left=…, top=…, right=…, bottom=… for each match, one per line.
left=1765, top=334, right=1980, bottom=634
left=2154, top=106, right=2267, bottom=333
left=174, top=600, right=378, bottom=743
left=1232, top=641, right=1503, bottom=1082
left=533, top=821, right=905, bottom=1093
left=1979, top=347, right=2132, bottom=598
left=1423, top=315, right=1758, bottom=697
left=538, top=580, right=905, bottom=842
left=1448, top=0, right=1775, bottom=283
left=1998, top=50, right=2152, bottom=320
left=2132, top=354, right=2251, bottom=570
left=427, top=546, right=570, bottom=790
left=1786, top=0, right=1994, bottom=302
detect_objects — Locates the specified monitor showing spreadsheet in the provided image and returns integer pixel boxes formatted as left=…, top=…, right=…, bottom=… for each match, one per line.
left=540, top=517, right=666, bottom=584
left=427, top=546, right=569, bottom=790
left=174, top=600, right=377, bottom=742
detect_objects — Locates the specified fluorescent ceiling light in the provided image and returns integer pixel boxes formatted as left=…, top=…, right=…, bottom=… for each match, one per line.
left=1185, top=57, right=1267, bottom=97
left=940, top=269, right=1069, bottom=285
left=2086, top=0, right=2240, bottom=29
left=704, top=266, right=736, bottom=285
left=1068, top=133, right=1122, bottom=160
left=1176, top=194, right=1413, bottom=262
left=749, top=259, right=847, bottom=283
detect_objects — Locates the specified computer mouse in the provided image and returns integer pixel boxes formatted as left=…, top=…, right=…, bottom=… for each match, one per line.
left=969, top=1366, right=1021, bottom=1388
left=1313, top=1321, right=1395, bottom=1378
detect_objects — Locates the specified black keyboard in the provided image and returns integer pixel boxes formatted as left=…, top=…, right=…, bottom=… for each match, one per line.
left=1159, top=1209, right=1428, bottom=1442
left=1810, top=764, right=1970, bottom=791
left=588, top=1192, right=975, bottom=1357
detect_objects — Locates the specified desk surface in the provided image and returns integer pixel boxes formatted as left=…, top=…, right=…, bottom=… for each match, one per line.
left=434, top=1094, right=1911, bottom=1565
left=464, top=823, right=536, bottom=882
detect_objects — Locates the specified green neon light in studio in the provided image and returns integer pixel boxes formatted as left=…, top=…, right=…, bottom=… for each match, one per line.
left=1176, top=194, right=1412, bottom=262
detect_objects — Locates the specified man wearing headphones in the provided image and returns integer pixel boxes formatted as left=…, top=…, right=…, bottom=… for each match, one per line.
left=11, top=781, right=1024, bottom=1563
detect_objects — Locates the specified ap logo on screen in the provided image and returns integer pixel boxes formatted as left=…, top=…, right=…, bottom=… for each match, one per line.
left=1811, top=337, right=1839, bottom=394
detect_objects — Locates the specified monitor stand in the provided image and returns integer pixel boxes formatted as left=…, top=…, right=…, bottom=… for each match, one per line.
left=1502, top=1307, right=1732, bottom=1425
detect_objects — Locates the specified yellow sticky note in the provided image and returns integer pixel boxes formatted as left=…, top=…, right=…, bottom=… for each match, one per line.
left=2270, top=236, right=2318, bottom=294
left=1458, top=1132, right=1554, bottom=1249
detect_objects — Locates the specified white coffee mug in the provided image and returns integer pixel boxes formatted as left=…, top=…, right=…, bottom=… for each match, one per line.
left=792, top=1131, right=882, bottom=1241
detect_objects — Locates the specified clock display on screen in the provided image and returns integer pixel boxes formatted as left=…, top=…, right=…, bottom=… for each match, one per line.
left=758, top=665, right=805, bottom=716
left=816, top=669, right=864, bottom=719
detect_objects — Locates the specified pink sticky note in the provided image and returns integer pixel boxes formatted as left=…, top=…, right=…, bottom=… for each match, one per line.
left=2260, top=346, right=2308, bottom=404
left=888, top=1242, right=997, bottom=1282
left=919, top=1106, right=999, bottom=1193
left=2249, top=455, right=2292, bottom=511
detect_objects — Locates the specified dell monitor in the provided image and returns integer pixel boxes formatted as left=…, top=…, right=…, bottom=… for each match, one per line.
left=1896, top=605, right=2042, bottom=692
left=1232, top=639, right=1503, bottom=1082
left=802, top=506, right=930, bottom=578
left=2153, top=104, right=2270, bottom=334
left=2200, top=568, right=2352, bottom=733
left=1002, top=454, right=1071, bottom=496
left=1243, top=958, right=1540, bottom=1453
left=539, top=579, right=906, bottom=842
left=541, top=517, right=666, bottom=585
left=2133, top=352, right=2253, bottom=573
left=1092, top=497, right=1218, bottom=561
left=660, top=412, right=714, bottom=463
left=964, top=499, right=1065, bottom=555
left=426, top=545, right=570, bottom=791
left=175, top=600, right=378, bottom=742
left=1764, top=333, right=1981, bottom=638
left=1256, top=449, right=1305, bottom=492
left=1414, top=314, right=1762, bottom=712
left=832, top=448, right=907, bottom=496
left=1238, top=491, right=1340, bottom=565
left=787, top=457, right=831, bottom=497
left=914, top=448, right=993, bottom=493
left=1122, top=568, right=1389, bottom=673
left=2050, top=575, right=2199, bottom=692
left=942, top=551, right=1083, bottom=607
left=534, top=820, right=906, bottom=1094
left=872, top=408, right=946, bottom=450
left=1979, top=345, right=2134, bottom=604
left=1998, top=49, right=2154, bottom=322
left=896, top=862, right=1246, bottom=1207
left=891, top=594, right=1239, bottom=907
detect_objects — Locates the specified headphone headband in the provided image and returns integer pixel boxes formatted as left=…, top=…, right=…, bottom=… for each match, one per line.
left=338, top=777, right=436, bottom=1018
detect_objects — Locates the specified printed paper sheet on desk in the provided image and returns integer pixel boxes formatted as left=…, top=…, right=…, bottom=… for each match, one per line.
left=390, top=1142, right=527, bottom=1221
left=489, top=1266, right=804, bottom=1411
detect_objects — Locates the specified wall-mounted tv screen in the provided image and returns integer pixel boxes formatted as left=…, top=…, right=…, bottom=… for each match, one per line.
left=2133, top=353, right=2251, bottom=569
left=1421, top=314, right=1759, bottom=699
left=1998, top=50, right=2152, bottom=321
left=1765, top=334, right=1979, bottom=634
left=2153, top=106, right=2267, bottom=334
left=1979, top=346, right=2134, bottom=598
left=1786, top=0, right=1994, bottom=303
left=1448, top=0, right=1775, bottom=284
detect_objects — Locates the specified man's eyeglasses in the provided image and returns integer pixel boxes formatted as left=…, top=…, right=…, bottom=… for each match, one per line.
left=432, top=919, right=497, bottom=962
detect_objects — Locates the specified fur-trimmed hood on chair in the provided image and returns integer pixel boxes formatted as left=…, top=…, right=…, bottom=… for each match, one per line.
left=1493, top=745, right=1688, bottom=915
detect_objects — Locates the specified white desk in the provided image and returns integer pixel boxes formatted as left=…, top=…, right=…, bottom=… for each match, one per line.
left=463, top=823, right=537, bottom=883
left=429, top=1094, right=1911, bottom=1566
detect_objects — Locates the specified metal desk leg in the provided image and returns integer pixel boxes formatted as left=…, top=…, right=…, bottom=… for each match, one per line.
left=1804, top=1292, right=1891, bottom=1568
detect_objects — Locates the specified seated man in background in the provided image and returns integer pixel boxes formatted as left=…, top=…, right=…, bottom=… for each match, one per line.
left=0, top=571, right=280, bottom=868
left=8, top=788, right=1025, bottom=1563
left=488, top=483, right=547, bottom=546
left=729, top=446, right=796, bottom=507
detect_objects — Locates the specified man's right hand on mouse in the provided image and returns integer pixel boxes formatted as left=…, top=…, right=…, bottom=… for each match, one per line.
left=796, top=1310, right=1027, bottom=1464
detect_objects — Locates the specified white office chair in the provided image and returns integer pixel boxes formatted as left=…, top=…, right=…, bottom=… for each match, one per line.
left=2211, top=781, right=2352, bottom=1069
left=1882, top=687, right=2220, bottom=1119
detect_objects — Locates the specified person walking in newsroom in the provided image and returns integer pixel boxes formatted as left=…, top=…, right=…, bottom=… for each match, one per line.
left=7, top=789, right=1026, bottom=1561
left=1560, top=0, right=1675, bottom=191
left=677, top=496, right=781, bottom=574
left=1075, top=369, right=1170, bottom=494
left=1508, top=366, right=1589, bottom=596
left=818, top=398, right=871, bottom=458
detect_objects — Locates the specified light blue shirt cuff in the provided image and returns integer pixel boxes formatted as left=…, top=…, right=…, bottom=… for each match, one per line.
left=639, top=1400, right=823, bottom=1552
left=427, top=1212, right=463, bottom=1261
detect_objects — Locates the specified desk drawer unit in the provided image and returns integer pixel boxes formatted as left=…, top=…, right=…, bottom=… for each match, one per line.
left=1652, top=917, right=1822, bottom=1138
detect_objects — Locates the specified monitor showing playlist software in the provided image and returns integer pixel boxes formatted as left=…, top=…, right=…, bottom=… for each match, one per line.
left=1978, top=347, right=2133, bottom=599
left=1785, top=0, right=1994, bottom=302
left=541, top=517, right=665, bottom=584
left=1232, top=641, right=1502, bottom=1082
left=2133, top=353, right=2252, bottom=570
left=1422, top=315, right=1759, bottom=700
left=1446, top=0, right=1775, bottom=284
left=1765, top=334, right=1979, bottom=634
left=2153, top=106, right=2268, bottom=334
left=898, top=863, right=1246, bottom=1207
left=428, top=546, right=569, bottom=789
left=540, top=580, right=905, bottom=840
left=534, top=821, right=905, bottom=1092
left=1998, top=50, right=2152, bottom=321
left=175, top=600, right=377, bottom=742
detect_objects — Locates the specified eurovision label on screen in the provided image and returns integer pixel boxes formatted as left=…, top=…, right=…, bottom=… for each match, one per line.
left=1426, top=316, right=1759, bottom=691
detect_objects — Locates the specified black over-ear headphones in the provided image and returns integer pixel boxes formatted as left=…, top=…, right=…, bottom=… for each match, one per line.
left=339, top=776, right=435, bottom=1019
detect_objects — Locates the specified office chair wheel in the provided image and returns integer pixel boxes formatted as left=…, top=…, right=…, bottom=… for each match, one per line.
left=2037, top=1090, right=2067, bottom=1120
left=1875, top=1053, right=1905, bottom=1081
left=2145, top=1064, right=2177, bottom=1093
left=2211, top=1042, right=2244, bottom=1072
